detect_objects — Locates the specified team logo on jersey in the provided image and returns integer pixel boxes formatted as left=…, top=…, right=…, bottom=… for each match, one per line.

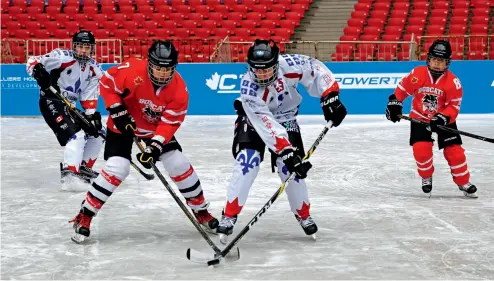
left=237, top=149, right=260, bottom=175
left=143, top=106, right=161, bottom=123
left=422, top=94, right=438, bottom=112
left=411, top=76, right=418, bottom=84
left=134, top=76, right=144, bottom=86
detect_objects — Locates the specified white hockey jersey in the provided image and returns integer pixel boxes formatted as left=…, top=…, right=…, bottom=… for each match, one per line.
left=240, top=54, right=340, bottom=154
left=26, top=49, right=103, bottom=115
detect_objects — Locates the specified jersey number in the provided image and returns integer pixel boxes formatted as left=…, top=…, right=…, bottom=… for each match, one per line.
left=453, top=78, right=462, bottom=90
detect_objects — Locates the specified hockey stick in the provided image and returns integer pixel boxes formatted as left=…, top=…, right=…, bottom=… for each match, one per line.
left=47, top=86, right=155, bottom=180
left=399, top=114, right=494, bottom=144
left=132, top=137, right=239, bottom=264
left=187, top=121, right=333, bottom=266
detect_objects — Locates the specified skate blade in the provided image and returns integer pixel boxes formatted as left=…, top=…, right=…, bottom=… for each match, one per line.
left=462, top=191, right=478, bottom=198
left=201, top=225, right=218, bottom=235
left=71, top=233, right=87, bottom=244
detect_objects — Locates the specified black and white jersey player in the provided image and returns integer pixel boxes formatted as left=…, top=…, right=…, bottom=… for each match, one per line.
left=216, top=39, right=347, bottom=242
left=26, top=30, right=105, bottom=189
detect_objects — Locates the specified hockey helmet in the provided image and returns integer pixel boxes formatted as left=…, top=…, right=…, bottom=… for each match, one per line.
left=72, top=30, right=96, bottom=63
left=147, top=40, right=178, bottom=86
left=426, top=39, right=452, bottom=76
left=247, top=39, right=280, bottom=86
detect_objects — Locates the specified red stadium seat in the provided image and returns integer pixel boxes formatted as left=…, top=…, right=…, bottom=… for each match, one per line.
left=393, top=2, right=409, bottom=10
left=471, top=17, right=490, bottom=25
left=470, top=0, right=490, bottom=8
left=81, top=21, right=99, bottom=31
left=270, top=4, right=287, bottom=13
left=344, top=26, right=361, bottom=36
left=406, top=25, right=425, bottom=36
left=449, top=16, right=468, bottom=25
left=387, top=18, right=405, bottom=27
left=451, top=8, right=469, bottom=16
left=370, top=10, right=388, bottom=19
left=351, top=11, right=368, bottom=20
left=397, top=51, right=410, bottom=61
left=331, top=53, right=351, bottom=62
left=354, top=3, right=371, bottom=12
left=449, top=24, right=467, bottom=34
left=429, top=17, right=447, bottom=26
left=409, top=9, right=428, bottom=18
left=363, top=26, right=381, bottom=36
left=413, top=2, right=430, bottom=9
left=430, top=9, right=448, bottom=17
left=432, top=1, right=450, bottom=9
left=408, top=17, right=426, bottom=26
left=367, top=18, right=385, bottom=28
left=32, top=29, right=51, bottom=39
left=373, top=2, right=390, bottom=11
left=451, top=0, right=469, bottom=8
left=360, top=34, right=379, bottom=41
left=348, top=18, right=365, bottom=28
left=200, top=20, right=217, bottom=29
left=113, top=29, right=130, bottom=38
left=241, top=19, right=259, bottom=29
left=467, top=52, right=486, bottom=60
left=427, top=25, right=445, bottom=35
left=250, top=5, right=267, bottom=14
left=384, top=26, right=403, bottom=36
left=470, top=24, right=488, bottom=34
left=376, top=52, right=394, bottom=61
left=472, top=8, right=489, bottom=16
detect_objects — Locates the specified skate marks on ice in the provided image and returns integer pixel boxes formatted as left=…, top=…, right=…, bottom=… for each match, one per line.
left=1, top=115, right=494, bottom=279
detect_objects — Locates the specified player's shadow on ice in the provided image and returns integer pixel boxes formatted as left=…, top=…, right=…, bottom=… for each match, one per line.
left=390, top=192, right=475, bottom=200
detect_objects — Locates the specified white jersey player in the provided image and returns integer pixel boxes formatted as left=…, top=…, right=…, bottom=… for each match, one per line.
left=26, top=30, right=105, bottom=188
left=216, top=39, right=347, bottom=242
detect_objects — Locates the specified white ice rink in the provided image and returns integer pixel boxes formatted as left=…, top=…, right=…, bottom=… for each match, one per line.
left=1, top=114, right=494, bottom=279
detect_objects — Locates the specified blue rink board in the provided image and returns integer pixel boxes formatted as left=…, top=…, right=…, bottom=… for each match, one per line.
left=1, top=61, right=493, bottom=116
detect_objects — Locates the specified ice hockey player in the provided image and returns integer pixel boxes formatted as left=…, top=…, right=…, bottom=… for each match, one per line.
left=26, top=30, right=104, bottom=188
left=70, top=40, right=219, bottom=243
left=216, top=39, right=347, bottom=243
left=386, top=39, right=477, bottom=198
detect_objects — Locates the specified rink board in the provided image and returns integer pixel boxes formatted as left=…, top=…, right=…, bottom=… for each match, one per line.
left=1, top=60, right=493, bottom=116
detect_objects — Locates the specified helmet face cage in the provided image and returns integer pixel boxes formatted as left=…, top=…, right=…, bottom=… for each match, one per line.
left=249, top=64, right=279, bottom=86
left=426, top=40, right=452, bottom=76
left=72, top=30, right=96, bottom=63
left=72, top=42, right=96, bottom=63
left=247, top=39, right=280, bottom=87
left=147, top=62, right=176, bottom=86
left=147, top=40, right=178, bottom=87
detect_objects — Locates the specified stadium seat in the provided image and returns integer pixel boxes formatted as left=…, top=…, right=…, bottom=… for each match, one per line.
left=348, top=18, right=365, bottom=28
left=344, top=27, right=362, bottom=37
left=387, top=18, right=405, bottom=27
left=471, top=17, right=490, bottom=25
left=429, top=17, right=447, bottom=26
left=384, top=26, right=403, bottom=36
left=432, top=1, right=450, bottom=9
left=470, top=24, right=488, bottom=34
left=413, top=2, right=430, bottom=9
left=376, top=52, right=394, bottom=61
left=449, top=24, right=467, bottom=34
left=351, top=11, right=368, bottom=20
left=360, top=34, right=379, bottom=41
left=393, top=2, right=409, bottom=10
left=472, top=8, right=489, bottom=16
left=408, top=17, right=427, bottom=26
left=367, top=18, right=385, bottom=28
left=427, top=25, right=445, bottom=35
left=451, top=8, right=469, bottom=16
left=354, top=3, right=371, bottom=12
left=449, top=16, right=468, bottom=25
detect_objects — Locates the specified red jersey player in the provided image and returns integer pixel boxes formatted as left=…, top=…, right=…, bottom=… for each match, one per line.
left=70, top=40, right=219, bottom=243
left=386, top=39, right=477, bottom=198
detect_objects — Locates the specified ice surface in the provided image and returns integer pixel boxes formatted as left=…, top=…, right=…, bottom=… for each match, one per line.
left=1, top=115, right=494, bottom=279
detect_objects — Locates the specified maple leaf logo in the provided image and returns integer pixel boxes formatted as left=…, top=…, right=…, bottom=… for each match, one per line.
left=206, top=72, right=220, bottom=90
left=274, top=136, right=291, bottom=154
left=134, top=76, right=144, bottom=86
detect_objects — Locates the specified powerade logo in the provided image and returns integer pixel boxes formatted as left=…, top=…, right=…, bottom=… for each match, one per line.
left=334, top=73, right=408, bottom=89
left=206, top=72, right=245, bottom=93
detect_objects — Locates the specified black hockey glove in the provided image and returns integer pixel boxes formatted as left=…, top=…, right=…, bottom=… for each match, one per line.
left=137, top=139, right=165, bottom=169
left=108, top=104, right=136, bottom=136
left=233, top=98, right=246, bottom=116
left=280, top=148, right=312, bottom=179
left=429, top=113, right=450, bottom=132
left=321, top=92, right=347, bottom=127
left=386, top=94, right=403, bottom=123
left=32, top=63, right=52, bottom=91
left=83, top=111, right=103, bottom=137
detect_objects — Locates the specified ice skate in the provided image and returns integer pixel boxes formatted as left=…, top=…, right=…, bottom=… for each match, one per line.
left=69, top=207, right=94, bottom=244
left=295, top=215, right=318, bottom=239
left=422, top=177, right=432, bottom=194
left=79, top=162, right=99, bottom=180
left=60, top=163, right=90, bottom=191
left=192, top=209, right=219, bottom=234
left=216, top=214, right=237, bottom=245
left=458, top=182, right=478, bottom=198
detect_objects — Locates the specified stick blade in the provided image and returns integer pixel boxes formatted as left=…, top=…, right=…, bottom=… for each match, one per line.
left=186, top=247, right=240, bottom=265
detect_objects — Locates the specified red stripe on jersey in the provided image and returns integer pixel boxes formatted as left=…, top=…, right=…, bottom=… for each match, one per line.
left=321, top=81, right=340, bottom=97
left=80, top=100, right=97, bottom=110
left=171, top=165, right=194, bottom=182
left=262, top=88, right=269, bottom=102
left=86, top=192, right=103, bottom=209
left=283, top=73, right=302, bottom=79
left=60, top=60, right=76, bottom=70
left=101, top=170, right=122, bottom=186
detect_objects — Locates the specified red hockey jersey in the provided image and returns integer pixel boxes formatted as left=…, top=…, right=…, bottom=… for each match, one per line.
left=394, top=65, right=463, bottom=123
left=100, top=58, right=188, bottom=143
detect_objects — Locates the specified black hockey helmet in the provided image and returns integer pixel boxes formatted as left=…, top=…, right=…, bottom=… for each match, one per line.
left=247, top=39, right=280, bottom=86
left=426, top=39, right=452, bottom=76
left=72, top=30, right=96, bottom=63
left=147, top=40, right=178, bottom=86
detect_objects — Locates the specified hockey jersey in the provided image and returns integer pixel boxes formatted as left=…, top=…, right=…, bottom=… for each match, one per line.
left=26, top=48, right=103, bottom=115
left=394, top=65, right=463, bottom=123
left=100, top=58, right=189, bottom=143
left=240, top=54, right=340, bottom=154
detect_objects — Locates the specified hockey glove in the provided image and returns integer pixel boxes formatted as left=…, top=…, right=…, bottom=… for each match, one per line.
left=137, top=139, right=165, bottom=169
left=280, top=148, right=312, bottom=179
left=108, top=104, right=136, bottom=136
left=430, top=113, right=450, bottom=132
left=321, top=92, right=347, bottom=127
left=386, top=94, right=403, bottom=123
left=233, top=98, right=246, bottom=116
left=32, top=63, right=52, bottom=91
left=82, top=111, right=103, bottom=137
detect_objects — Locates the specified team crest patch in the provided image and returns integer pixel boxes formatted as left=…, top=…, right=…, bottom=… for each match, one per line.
left=411, top=76, right=418, bottom=84
left=143, top=106, right=161, bottom=123
left=422, top=94, right=438, bottom=112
